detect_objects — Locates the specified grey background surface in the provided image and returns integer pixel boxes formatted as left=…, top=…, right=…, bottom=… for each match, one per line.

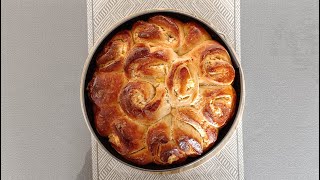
left=1, top=0, right=319, bottom=180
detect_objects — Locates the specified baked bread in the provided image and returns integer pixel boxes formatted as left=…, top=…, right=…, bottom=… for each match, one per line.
left=88, top=15, right=236, bottom=165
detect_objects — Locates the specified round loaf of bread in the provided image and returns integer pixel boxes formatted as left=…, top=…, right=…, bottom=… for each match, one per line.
left=87, top=15, right=236, bottom=165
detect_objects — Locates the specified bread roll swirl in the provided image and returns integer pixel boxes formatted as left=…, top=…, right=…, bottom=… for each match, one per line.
left=146, top=115, right=186, bottom=164
left=132, top=15, right=183, bottom=51
left=189, top=40, right=235, bottom=85
left=124, top=44, right=175, bottom=83
left=172, top=107, right=218, bottom=151
left=96, top=30, right=133, bottom=72
left=166, top=59, right=199, bottom=107
left=119, top=81, right=171, bottom=125
left=200, top=85, right=237, bottom=128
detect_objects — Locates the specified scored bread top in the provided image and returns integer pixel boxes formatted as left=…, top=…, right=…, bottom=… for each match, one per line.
left=87, top=15, right=236, bottom=165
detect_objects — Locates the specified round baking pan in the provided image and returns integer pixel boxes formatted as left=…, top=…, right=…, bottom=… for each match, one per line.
left=80, top=9, right=245, bottom=174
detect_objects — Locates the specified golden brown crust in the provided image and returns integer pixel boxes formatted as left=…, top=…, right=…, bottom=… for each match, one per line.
left=189, top=40, right=231, bottom=63
left=172, top=107, right=218, bottom=151
left=166, top=59, right=199, bottom=107
left=87, top=15, right=237, bottom=166
left=108, top=117, right=147, bottom=155
left=156, top=141, right=186, bottom=164
left=189, top=40, right=235, bottom=85
left=146, top=115, right=186, bottom=164
left=96, top=30, right=133, bottom=72
left=132, top=16, right=183, bottom=52
left=148, top=15, right=184, bottom=51
left=124, top=148, right=153, bottom=165
left=124, top=43, right=176, bottom=82
left=87, top=72, right=127, bottom=106
left=146, top=115, right=171, bottom=156
left=119, top=81, right=171, bottom=125
left=200, top=85, right=237, bottom=128
left=202, top=124, right=218, bottom=151
left=94, top=104, right=125, bottom=137
left=172, top=118, right=203, bottom=156
left=178, top=22, right=211, bottom=55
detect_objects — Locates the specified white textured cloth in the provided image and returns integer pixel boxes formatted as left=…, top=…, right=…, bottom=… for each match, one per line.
left=87, top=0, right=243, bottom=179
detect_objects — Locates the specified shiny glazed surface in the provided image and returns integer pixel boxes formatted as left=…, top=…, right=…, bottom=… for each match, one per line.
left=87, top=15, right=237, bottom=166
